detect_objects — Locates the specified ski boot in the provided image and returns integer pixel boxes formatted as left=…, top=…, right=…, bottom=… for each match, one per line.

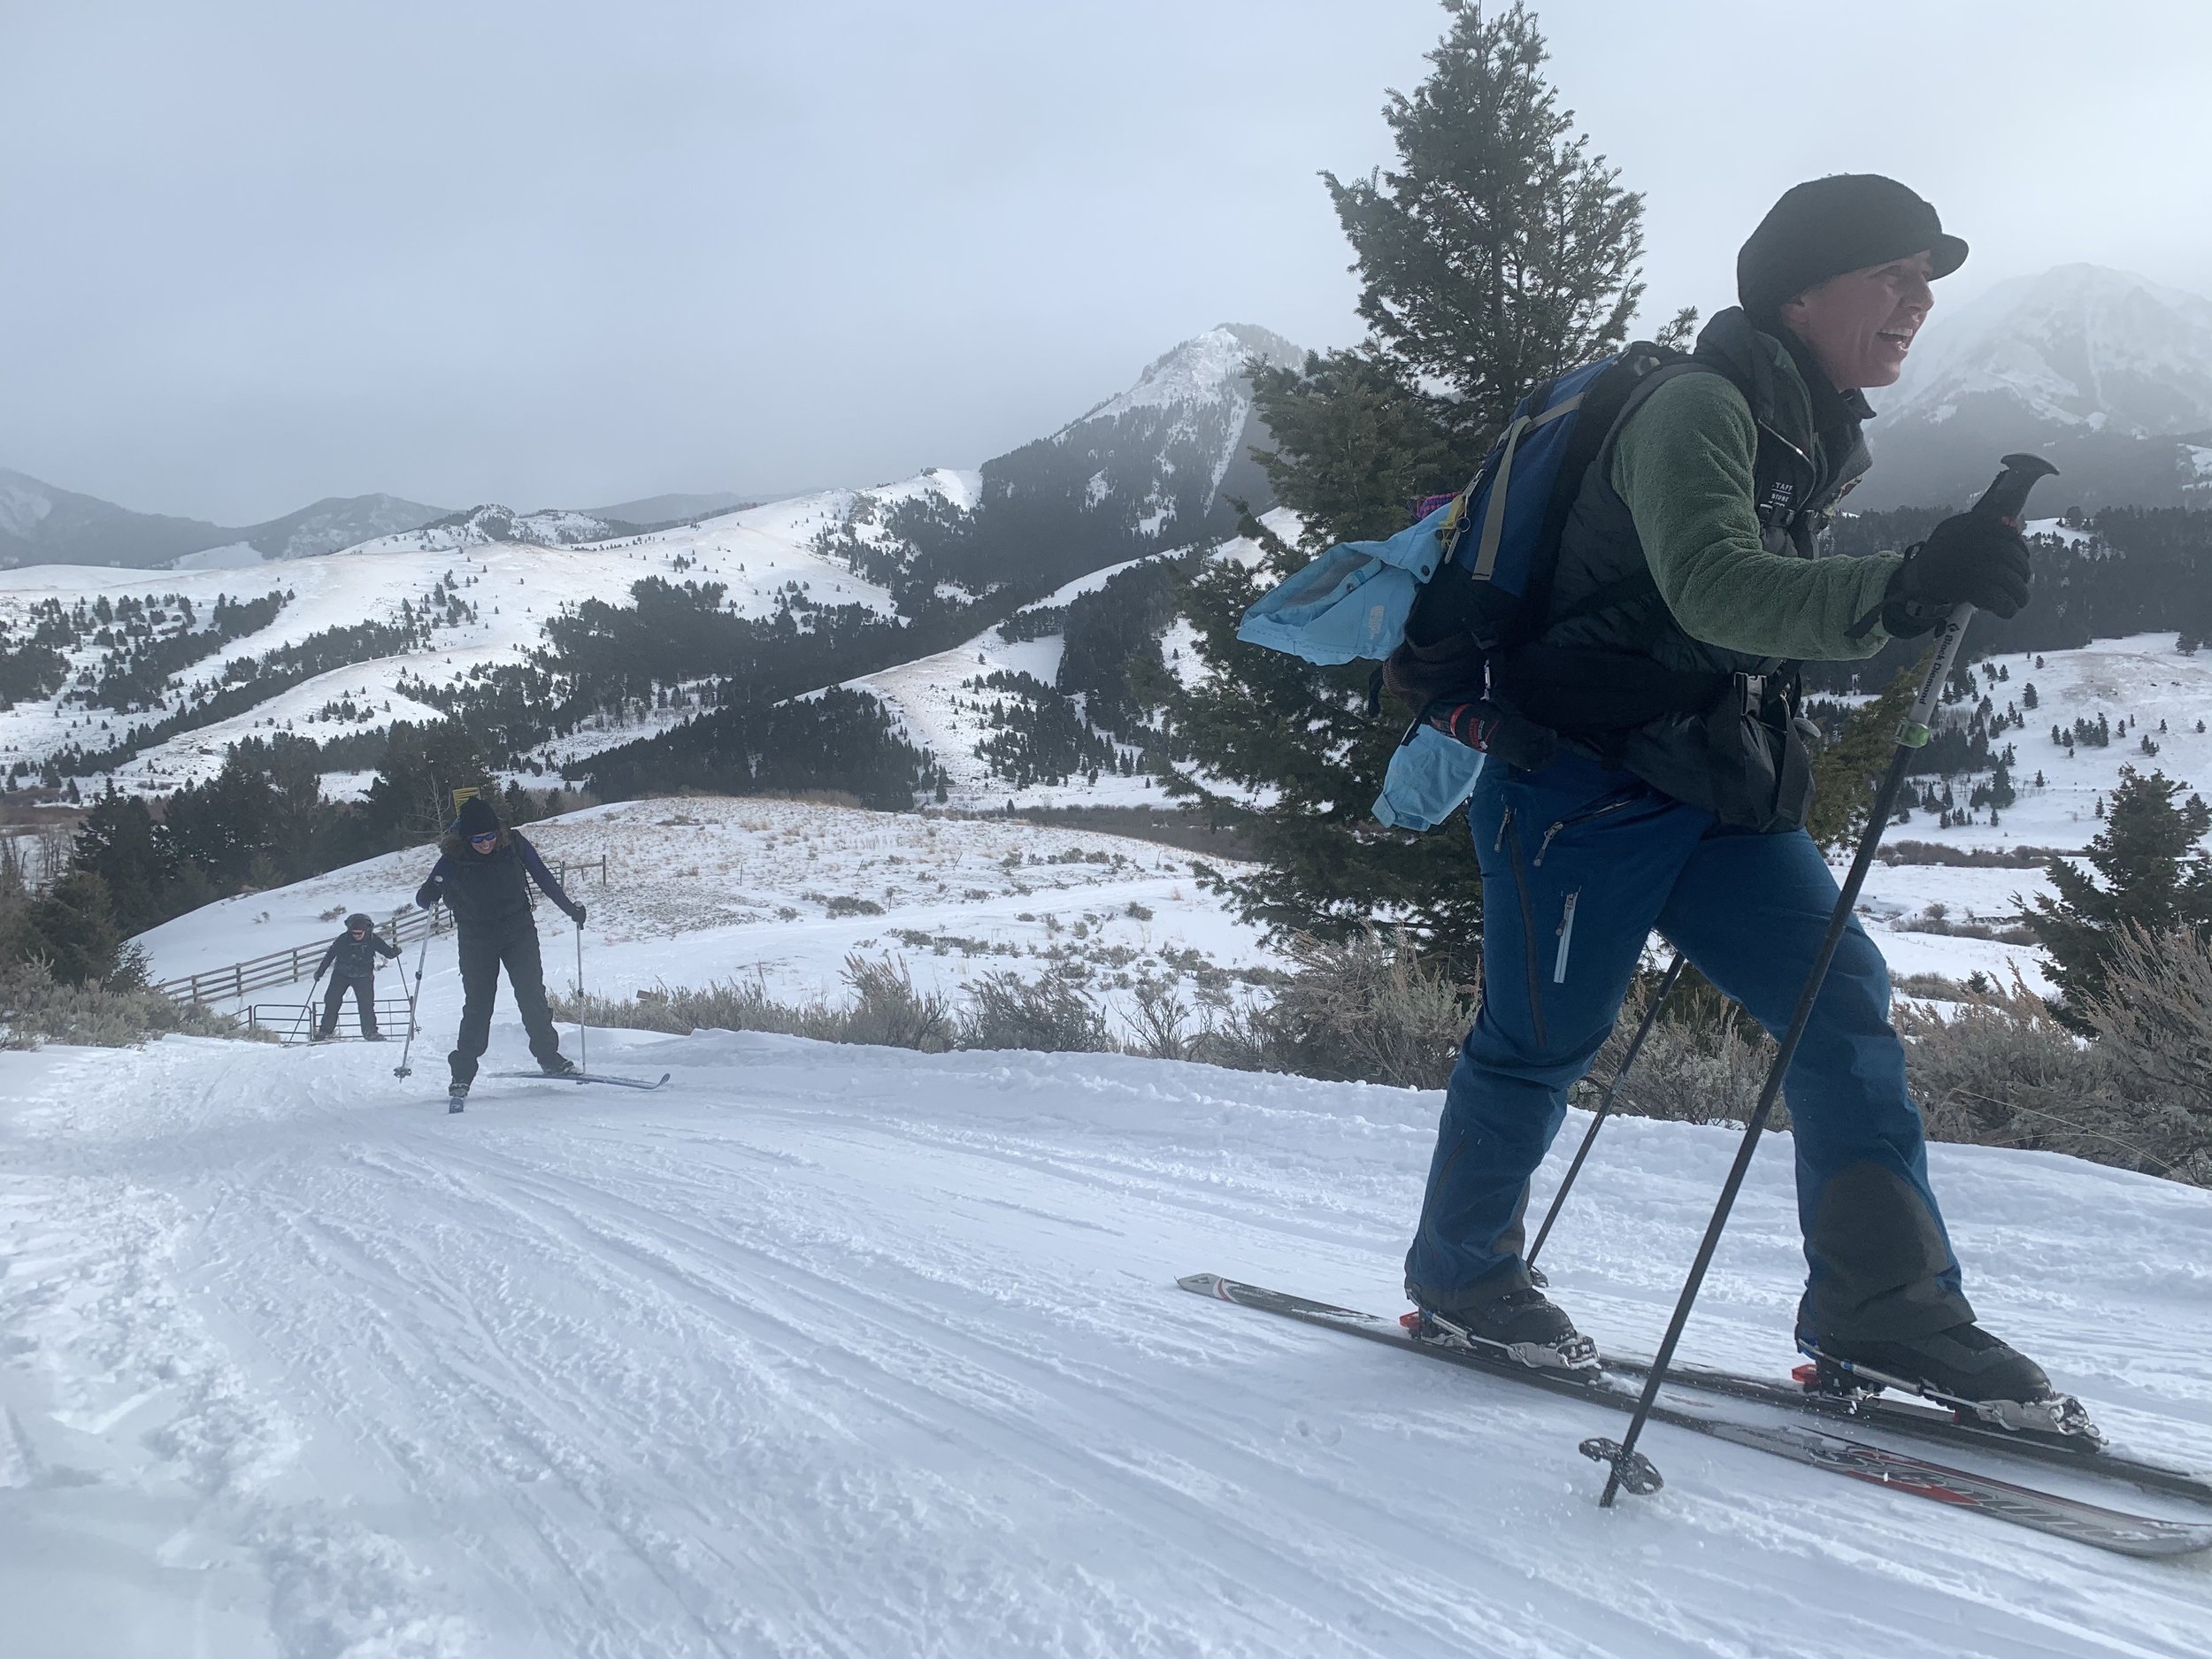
left=539, top=1055, right=579, bottom=1079
left=1405, top=1286, right=1600, bottom=1376
left=1795, top=1323, right=2101, bottom=1443
left=447, top=1079, right=470, bottom=1114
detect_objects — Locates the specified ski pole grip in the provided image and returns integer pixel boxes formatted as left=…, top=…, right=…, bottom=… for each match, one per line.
left=1898, top=453, right=2059, bottom=746
left=1970, top=451, right=2059, bottom=530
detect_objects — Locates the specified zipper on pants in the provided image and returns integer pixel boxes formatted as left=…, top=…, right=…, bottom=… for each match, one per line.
left=1532, top=796, right=1638, bottom=866
left=1553, top=890, right=1580, bottom=984
left=1498, top=806, right=1549, bottom=1048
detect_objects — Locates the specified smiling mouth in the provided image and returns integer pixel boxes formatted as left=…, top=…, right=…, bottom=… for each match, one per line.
left=1878, top=329, right=1916, bottom=350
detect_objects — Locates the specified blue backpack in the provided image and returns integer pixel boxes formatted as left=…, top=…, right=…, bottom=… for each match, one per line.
left=1236, top=343, right=1689, bottom=828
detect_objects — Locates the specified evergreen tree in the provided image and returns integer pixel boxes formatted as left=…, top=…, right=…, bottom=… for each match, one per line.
left=11, top=869, right=130, bottom=986
left=365, top=720, right=492, bottom=843
left=68, top=785, right=174, bottom=934
left=2027, top=765, right=2212, bottom=1012
left=1804, top=670, right=1916, bottom=854
left=1163, top=1, right=1650, bottom=965
left=1325, top=0, right=1645, bottom=447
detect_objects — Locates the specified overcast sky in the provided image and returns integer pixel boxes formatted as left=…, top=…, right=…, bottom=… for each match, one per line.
left=7, top=1, right=2209, bottom=525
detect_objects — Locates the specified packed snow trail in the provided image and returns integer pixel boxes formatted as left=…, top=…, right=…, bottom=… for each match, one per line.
left=3, top=1022, right=2209, bottom=1657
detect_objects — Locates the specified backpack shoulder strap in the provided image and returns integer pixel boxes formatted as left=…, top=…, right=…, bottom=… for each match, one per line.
left=1506, top=346, right=1709, bottom=642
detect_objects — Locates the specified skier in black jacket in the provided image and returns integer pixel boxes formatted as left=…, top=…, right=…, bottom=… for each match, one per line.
left=413, top=795, right=585, bottom=1101
left=313, top=911, right=402, bottom=1040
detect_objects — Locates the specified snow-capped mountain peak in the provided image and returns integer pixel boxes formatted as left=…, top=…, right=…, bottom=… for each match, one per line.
left=1070, top=324, right=1305, bottom=429
left=1856, top=264, right=2212, bottom=509
left=1887, top=264, right=2212, bottom=436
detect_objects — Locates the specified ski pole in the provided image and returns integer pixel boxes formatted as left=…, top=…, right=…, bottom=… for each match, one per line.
left=574, top=919, right=588, bottom=1077
left=1525, top=952, right=1687, bottom=1271
left=296, top=968, right=323, bottom=1046
left=1587, top=453, right=2057, bottom=1507
left=393, top=908, right=436, bottom=1079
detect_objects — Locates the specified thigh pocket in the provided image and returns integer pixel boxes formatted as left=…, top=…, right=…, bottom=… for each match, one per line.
left=1497, top=806, right=1550, bottom=1047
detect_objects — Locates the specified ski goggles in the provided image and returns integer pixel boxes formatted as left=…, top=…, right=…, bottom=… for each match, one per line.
left=469, top=831, right=499, bottom=849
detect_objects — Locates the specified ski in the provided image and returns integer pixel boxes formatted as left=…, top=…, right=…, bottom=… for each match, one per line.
left=490, top=1070, right=672, bottom=1091
left=1610, top=1354, right=2212, bottom=1509
left=1178, top=1273, right=2212, bottom=1559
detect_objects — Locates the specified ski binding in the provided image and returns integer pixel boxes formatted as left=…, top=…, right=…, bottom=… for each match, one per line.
left=1795, top=1348, right=2106, bottom=1446
left=1402, top=1309, right=1600, bottom=1376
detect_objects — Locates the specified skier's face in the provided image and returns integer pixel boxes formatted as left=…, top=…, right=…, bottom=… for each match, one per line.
left=1780, top=250, right=1935, bottom=390
left=349, top=927, right=365, bottom=939
left=469, top=831, right=498, bottom=855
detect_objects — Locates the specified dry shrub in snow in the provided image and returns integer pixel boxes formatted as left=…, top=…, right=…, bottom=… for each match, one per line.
left=0, top=960, right=246, bottom=1049
left=1896, top=964, right=2205, bottom=1183
left=1189, top=932, right=1467, bottom=1090
left=1121, top=976, right=1195, bottom=1061
left=559, top=955, right=954, bottom=1053
left=841, top=956, right=958, bottom=1050
left=958, top=969, right=1110, bottom=1055
left=1581, top=975, right=1776, bottom=1128
left=2078, top=926, right=2212, bottom=1179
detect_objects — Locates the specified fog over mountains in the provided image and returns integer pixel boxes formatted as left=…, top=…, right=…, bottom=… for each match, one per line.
left=1860, top=264, right=2212, bottom=511
left=9, top=266, right=2211, bottom=574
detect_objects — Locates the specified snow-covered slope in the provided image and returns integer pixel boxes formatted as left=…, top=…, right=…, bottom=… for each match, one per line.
left=3, top=1010, right=2207, bottom=1655
left=1863, top=265, right=2212, bottom=508
left=0, top=473, right=974, bottom=795
left=131, top=795, right=1277, bottom=1012
left=0, top=322, right=1303, bottom=803
left=844, top=557, right=1167, bottom=811
left=343, top=503, right=637, bottom=555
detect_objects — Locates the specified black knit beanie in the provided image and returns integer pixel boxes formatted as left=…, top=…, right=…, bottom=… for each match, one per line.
left=455, top=795, right=501, bottom=837
left=1737, top=174, right=1967, bottom=319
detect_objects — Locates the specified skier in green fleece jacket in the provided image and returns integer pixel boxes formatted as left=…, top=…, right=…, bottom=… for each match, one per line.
left=1402, top=175, right=2062, bottom=1425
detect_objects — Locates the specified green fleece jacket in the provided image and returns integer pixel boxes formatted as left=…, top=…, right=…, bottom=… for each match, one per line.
left=1609, top=368, right=1902, bottom=662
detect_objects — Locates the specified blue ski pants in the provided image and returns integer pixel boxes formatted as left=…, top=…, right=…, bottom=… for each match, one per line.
left=1405, top=752, right=1974, bottom=1342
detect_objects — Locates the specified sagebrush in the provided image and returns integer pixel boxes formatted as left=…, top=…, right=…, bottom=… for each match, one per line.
left=0, top=960, right=246, bottom=1048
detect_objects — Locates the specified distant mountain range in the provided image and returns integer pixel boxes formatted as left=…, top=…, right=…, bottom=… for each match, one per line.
left=1858, top=264, right=2212, bottom=511
left=14, top=266, right=2212, bottom=571
left=0, top=322, right=1304, bottom=577
left=0, top=480, right=783, bottom=573
left=579, top=491, right=757, bottom=526
left=0, top=473, right=457, bottom=572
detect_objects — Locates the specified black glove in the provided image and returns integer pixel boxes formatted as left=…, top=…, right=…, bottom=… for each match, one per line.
left=570, top=904, right=587, bottom=926
left=1885, top=511, right=2032, bottom=630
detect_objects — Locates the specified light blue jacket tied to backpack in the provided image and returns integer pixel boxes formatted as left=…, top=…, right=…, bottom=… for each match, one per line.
left=1232, top=351, right=1630, bottom=830
left=1235, top=494, right=1484, bottom=831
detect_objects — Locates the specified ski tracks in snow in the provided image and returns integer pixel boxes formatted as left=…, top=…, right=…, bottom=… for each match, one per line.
left=3, top=1029, right=2209, bottom=1657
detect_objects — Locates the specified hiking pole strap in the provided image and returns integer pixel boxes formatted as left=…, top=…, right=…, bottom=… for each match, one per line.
left=1526, top=951, right=1687, bottom=1269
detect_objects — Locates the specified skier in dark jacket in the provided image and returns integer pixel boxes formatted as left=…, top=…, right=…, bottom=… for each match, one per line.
left=1402, top=175, right=2057, bottom=1418
left=313, top=911, right=402, bottom=1040
left=414, top=795, right=584, bottom=1102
